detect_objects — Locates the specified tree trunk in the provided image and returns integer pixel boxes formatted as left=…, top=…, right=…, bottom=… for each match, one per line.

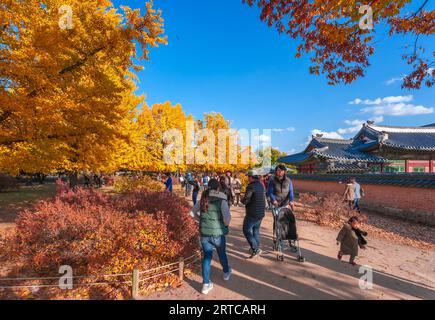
left=68, top=172, right=79, bottom=189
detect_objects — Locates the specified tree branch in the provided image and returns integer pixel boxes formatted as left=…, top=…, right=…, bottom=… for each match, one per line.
left=59, top=46, right=105, bottom=75
left=410, top=0, right=429, bottom=19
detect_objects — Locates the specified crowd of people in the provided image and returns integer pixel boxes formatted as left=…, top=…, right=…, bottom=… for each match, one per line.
left=160, top=167, right=367, bottom=295
left=176, top=171, right=244, bottom=207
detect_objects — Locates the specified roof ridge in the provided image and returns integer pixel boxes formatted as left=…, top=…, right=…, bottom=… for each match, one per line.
left=367, top=124, right=435, bottom=133
left=314, top=137, right=353, bottom=144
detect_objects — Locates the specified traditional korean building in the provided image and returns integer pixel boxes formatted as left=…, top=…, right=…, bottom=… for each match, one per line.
left=279, top=122, right=435, bottom=174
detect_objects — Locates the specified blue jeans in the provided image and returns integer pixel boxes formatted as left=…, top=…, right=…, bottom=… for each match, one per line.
left=193, top=191, right=199, bottom=205
left=353, top=198, right=360, bottom=211
left=200, top=236, right=230, bottom=285
left=243, top=216, right=263, bottom=252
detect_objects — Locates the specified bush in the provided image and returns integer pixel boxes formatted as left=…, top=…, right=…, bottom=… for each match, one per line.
left=1, top=186, right=198, bottom=299
left=298, top=192, right=366, bottom=227
left=0, top=174, right=19, bottom=192
left=114, top=175, right=165, bottom=193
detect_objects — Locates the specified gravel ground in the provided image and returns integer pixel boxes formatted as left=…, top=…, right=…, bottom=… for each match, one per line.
left=145, top=204, right=435, bottom=300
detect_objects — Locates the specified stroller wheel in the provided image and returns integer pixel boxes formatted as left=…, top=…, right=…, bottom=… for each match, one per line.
left=297, top=255, right=306, bottom=263
left=277, top=254, right=284, bottom=262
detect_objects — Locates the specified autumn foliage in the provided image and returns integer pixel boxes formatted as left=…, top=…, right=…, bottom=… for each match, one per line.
left=113, top=175, right=165, bottom=193
left=0, top=0, right=166, bottom=175
left=297, top=192, right=367, bottom=227
left=244, top=0, right=434, bottom=89
left=0, top=184, right=199, bottom=299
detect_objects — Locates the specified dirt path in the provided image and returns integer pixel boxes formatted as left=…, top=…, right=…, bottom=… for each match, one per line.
left=146, top=205, right=435, bottom=300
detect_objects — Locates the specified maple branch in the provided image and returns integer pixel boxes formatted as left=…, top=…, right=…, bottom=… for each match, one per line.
left=413, top=34, right=420, bottom=57
left=410, top=0, right=429, bottom=19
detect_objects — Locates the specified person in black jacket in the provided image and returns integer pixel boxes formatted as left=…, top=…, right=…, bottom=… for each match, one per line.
left=241, top=171, right=266, bottom=259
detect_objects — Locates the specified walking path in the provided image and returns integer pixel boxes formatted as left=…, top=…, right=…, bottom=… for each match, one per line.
left=146, top=204, right=435, bottom=300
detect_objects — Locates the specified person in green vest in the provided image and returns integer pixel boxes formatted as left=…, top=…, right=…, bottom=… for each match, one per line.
left=191, top=178, right=232, bottom=295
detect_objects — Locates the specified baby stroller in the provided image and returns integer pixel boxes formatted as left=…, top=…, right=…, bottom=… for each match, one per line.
left=272, top=207, right=305, bottom=263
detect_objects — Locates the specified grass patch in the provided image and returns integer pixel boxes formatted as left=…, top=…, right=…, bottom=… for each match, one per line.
left=0, top=184, right=56, bottom=210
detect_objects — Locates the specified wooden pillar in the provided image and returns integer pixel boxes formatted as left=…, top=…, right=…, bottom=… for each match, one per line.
left=179, top=257, right=185, bottom=281
left=405, top=160, right=410, bottom=173
left=132, top=269, right=139, bottom=300
left=430, top=160, right=434, bottom=173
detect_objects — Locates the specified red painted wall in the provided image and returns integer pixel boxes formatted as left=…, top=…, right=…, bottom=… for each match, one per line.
left=293, top=179, right=435, bottom=225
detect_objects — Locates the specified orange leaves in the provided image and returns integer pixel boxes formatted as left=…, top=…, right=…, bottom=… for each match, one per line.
left=245, top=0, right=434, bottom=89
left=1, top=185, right=199, bottom=299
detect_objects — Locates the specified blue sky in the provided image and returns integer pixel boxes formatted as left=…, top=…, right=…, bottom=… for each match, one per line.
left=116, top=0, right=434, bottom=154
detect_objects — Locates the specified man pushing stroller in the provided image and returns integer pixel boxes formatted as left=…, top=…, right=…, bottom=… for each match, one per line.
left=267, top=164, right=295, bottom=211
left=267, top=165, right=304, bottom=261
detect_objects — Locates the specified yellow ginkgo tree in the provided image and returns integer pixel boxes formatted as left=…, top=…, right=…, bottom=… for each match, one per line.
left=0, top=0, right=167, bottom=182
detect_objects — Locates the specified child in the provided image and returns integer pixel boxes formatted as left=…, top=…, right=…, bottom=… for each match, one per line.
left=336, top=216, right=367, bottom=266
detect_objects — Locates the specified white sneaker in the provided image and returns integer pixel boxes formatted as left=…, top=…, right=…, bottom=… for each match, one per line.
left=223, top=268, right=232, bottom=281
left=201, top=282, right=214, bottom=295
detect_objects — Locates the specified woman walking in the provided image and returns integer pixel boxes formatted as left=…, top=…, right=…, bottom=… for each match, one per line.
left=191, top=179, right=232, bottom=295
left=192, top=176, right=201, bottom=205
left=343, top=179, right=355, bottom=211
left=219, top=175, right=234, bottom=206
left=232, top=174, right=242, bottom=206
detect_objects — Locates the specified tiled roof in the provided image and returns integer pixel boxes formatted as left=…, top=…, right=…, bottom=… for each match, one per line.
left=289, top=174, right=435, bottom=189
left=278, top=152, right=311, bottom=164
left=312, top=138, right=387, bottom=162
left=279, top=137, right=388, bottom=165
left=356, top=124, right=435, bottom=151
left=327, top=163, right=369, bottom=173
left=280, top=122, right=435, bottom=167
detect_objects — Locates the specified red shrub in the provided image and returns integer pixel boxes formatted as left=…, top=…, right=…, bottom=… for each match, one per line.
left=1, top=186, right=199, bottom=299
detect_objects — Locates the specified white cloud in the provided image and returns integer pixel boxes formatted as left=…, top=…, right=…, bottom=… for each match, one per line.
left=349, top=98, right=362, bottom=105
left=349, top=95, right=413, bottom=105
left=350, top=95, right=433, bottom=116
left=258, top=134, right=271, bottom=143
left=337, top=125, right=362, bottom=135
left=307, top=129, right=343, bottom=145
left=383, top=95, right=413, bottom=104
left=344, top=119, right=366, bottom=126
left=386, top=69, right=433, bottom=85
left=338, top=116, right=384, bottom=135
left=272, top=127, right=296, bottom=133
left=361, top=103, right=434, bottom=116
left=386, top=77, right=404, bottom=86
